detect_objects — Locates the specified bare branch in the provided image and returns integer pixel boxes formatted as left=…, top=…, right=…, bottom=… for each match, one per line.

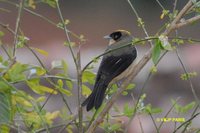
left=174, top=15, right=200, bottom=29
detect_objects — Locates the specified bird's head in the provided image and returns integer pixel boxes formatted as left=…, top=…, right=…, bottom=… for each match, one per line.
left=104, top=30, right=132, bottom=46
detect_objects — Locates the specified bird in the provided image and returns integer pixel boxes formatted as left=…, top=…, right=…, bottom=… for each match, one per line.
left=82, top=30, right=137, bottom=111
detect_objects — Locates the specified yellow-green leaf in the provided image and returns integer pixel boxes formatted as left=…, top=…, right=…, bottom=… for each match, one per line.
left=59, top=88, right=72, bottom=96
left=32, top=47, right=48, bottom=56
left=82, top=84, right=91, bottom=97
left=27, top=80, right=57, bottom=94
left=45, top=111, right=60, bottom=125
left=36, top=96, right=46, bottom=102
left=13, top=96, right=32, bottom=107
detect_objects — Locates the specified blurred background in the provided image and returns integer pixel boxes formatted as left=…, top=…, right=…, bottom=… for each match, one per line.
left=1, top=0, right=200, bottom=132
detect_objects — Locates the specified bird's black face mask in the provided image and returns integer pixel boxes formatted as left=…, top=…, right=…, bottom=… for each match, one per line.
left=110, top=31, right=122, bottom=41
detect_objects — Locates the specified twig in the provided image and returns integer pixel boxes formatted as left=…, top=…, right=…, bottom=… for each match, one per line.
left=127, top=0, right=153, bottom=46
left=0, top=22, right=15, bottom=34
left=172, top=112, right=200, bottom=133
left=36, top=115, right=78, bottom=133
left=163, top=0, right=193, bottom=35
left=77, top=46, right=83, bottom=132
left=12, top=0, right=25, bottom=57
left=175, top=48, right=200, bottom=105
left=137, top=115, right=145, bottom=133
left=55, top=0, right=78, bottom=68
left=158, top=97, right=180, bottom=130
left=148, top=112, right=159, bottom=133
left=175, top=15, right=200, bottom=29
left=155, top=0, right=165, bottom=10
left=124, top=51, right=167, bottom=133
left=182, top=105, right=199, bottom=133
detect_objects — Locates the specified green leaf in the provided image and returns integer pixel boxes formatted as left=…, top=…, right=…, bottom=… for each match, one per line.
left=57, top=79, right=63, bottom=88
left=29, top=66, right=46, bottom=77
left=126, top=83, right=136, bottom=90
left=62, top=60, right=68, bottom=75
left=122, top=91, right=128, bottom=96
left=152, top=39, right=161, bottom=64
left=82, top=84, right=91, bottom=97
left=182, top=102, right=196, bottom=113
left=0, top=124, right=10, bottom=133
left=32, top=47, right=48, bottom=56
left=27, top=79, right=57, bottom=94
left=57, top=79, right=72, bottom=96
left=16, top=36, right=29, bottom=48
left=110, top=123, right=121, bottom=131
left=0, top=92, right=12, bottom=125
left=66, top=80, right=73, bottom=90
left=82, top=70, right=95, bottom=84
left=145, top=104, right=162, bottom=114
left=5, top=62, right=28, bottom=82
left=0, top=31, right=4, bottom=37
left=36, top=96, right=46, bottom=102
left=41, top=0, right=56, bottom=8
left=172, top=100, right=196, bottom=114
left=123, top=103, right=134, bottom=117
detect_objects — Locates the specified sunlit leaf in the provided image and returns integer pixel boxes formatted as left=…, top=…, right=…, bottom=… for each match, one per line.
left=82, top=84, right=91, bottom=97
left=32, top=47, right=48, bottom=56
left=5, top=62, right=28, bottom=82
left=57, top=80, right=72, bottom=96
left=45, top=111, right=60, bottom=125
left=123, top=103, right=134, bottom=117
left=27, top=79, right=57, bottom=94
left=66, top=80, right=73, bottom=90
left=82, top=70, right=95, bottom=84
left=0, top=124, right=10, bottom=133
left=13, top=95, right=32, bottom=107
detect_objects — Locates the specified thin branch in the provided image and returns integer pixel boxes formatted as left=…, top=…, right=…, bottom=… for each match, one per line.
left=77, top=46, right=83, bottom=132
left=172, top=112, right=200, bottom=133
left=12, top=0, right=25, bottom=57
left=175, top=48, right=200, bottom=105
left=1, top=44, right=12, bottom=59
left=182, top=105, right=199, bottom=133
left=163, top=0, right=193, bottom=35
left=148, top=112, right=159, bottom=133
left=55, top=1, right=78, bottom=68
left=0, top=22, right=15, bottom=34
left=158, top=97, right=180, bottom=130
left=124, top=51, right=167, bottom=133
left=127, top=0, right=153, bottom=46
left=36, top=115, right=78, bottom=133
left=137, top=115, right=145, bottom=133
left=155, top=0, right=165, bottom=10
left=174, top=15, right=200, bottom=29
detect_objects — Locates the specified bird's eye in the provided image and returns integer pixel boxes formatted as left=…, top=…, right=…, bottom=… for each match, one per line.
left=110, top=32, right=122, bottom=41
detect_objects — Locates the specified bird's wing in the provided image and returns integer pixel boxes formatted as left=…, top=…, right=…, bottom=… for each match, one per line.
left=95, top=53, right=136, bottom=84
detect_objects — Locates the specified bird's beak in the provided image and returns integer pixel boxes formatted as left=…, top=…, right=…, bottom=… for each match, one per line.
left=103, top=35, right=111, bottom=39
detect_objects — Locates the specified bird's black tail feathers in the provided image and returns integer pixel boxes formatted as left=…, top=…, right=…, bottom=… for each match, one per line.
left=82, top=80, right=108, bottom=111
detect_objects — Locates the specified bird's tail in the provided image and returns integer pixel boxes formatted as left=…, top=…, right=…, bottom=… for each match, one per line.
left=82, top=80, right=108, bottom=111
